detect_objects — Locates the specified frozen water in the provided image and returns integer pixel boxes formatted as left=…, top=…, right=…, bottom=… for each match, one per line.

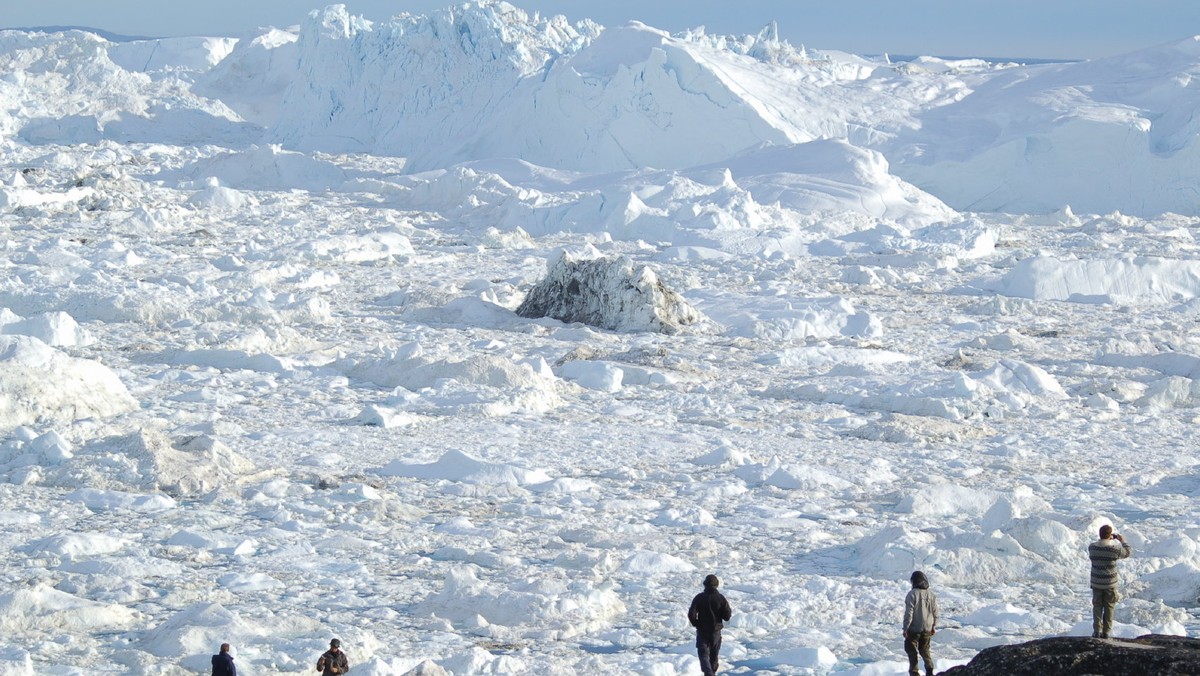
left=1, top=1, right=1199, bottom=674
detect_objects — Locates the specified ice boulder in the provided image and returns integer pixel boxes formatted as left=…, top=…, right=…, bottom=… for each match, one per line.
left=333, top=347, right=561, bottom=416
left=439, top=647, right=526, bottom=675
left=0, top=185, right=95, bottom=208
left=139, top=602, right=265, bottom=672
left=766, top=646, right=838, bottom=670
left=1136, top=376, right=1200, bottom=410
left=957, top=358, right=1068, bottom=416
left=53, top=430, right=256, bottom=497
left=186, top=179, right=258, bottom=210
left=0, top=335, right=137, bottom=431
left=350, top=405, right=421, bottom=429
left=1006, top=516, right=1079, bottom=564
left=619, top=550, right=696, bottom=574
left=217, top=572, right=284, bottom=593
left=1135, top=562, right=1200, bottom=605
left=691, top=444, right=751, bottom=467
left=23, top=532, right=127, bottom=559
left=338, top=350, right=549, bottom=392
left=1146, top=534, right=1199, bottom=559
left=854, top=525, right=937, bottom=577
left=0, top=650, right=31, bottom=675
left=375, top=449, right=551, bottom=486
left=986, top=256, right=1200, bottom=304
left=557, top=360, right=624, bottom=392
left=980, top=489, right=1055, bottom=532
left=401, top=660, right=449, bottom=675
left=425, top=566, right=625, bottom=634
left=765, top=463, right=854, bottom=492
left=28, top=430, right=73, bottom=464
left=970, top=359, right=1066, bottom=399
left=0, top=310, right=94, bottom=347
left=169, top=144, right=347, bottom=192
left=899, top=483, right=997, bottom=518
left=64, top=488, right=177, bottom=513
left=696, top=292, right=882, bottom=341
left=0, top=584, right=137, bottom=633
left=959, top=603, right=1068, bottom=634
left=516, top=251, right=707, bottom=334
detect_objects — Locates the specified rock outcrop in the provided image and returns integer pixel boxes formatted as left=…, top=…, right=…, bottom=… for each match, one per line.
left=941, top=635, right=1200, bottom=676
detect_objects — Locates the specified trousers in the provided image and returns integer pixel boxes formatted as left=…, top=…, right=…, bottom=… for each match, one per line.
left=1092, top=588, right=1118, bottom=638
left=904, top=631, right=934, bottom=675
left=696, top=630, right=722, bottom=676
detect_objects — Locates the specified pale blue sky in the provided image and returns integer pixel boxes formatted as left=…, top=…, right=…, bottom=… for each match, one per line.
left=5, top=0, right=1199, bottom=60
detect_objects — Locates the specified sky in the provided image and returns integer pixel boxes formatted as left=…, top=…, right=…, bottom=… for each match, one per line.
left=3, top=0, right=1200, bottom=61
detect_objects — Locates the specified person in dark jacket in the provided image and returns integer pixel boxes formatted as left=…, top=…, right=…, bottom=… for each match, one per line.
left=687, top=573, right=732, bottom=676
left=316, top=638, right=349, bottom=675
left=211, top=643, right=236, bottom=676
left=903, top=571, right=939, bottom=676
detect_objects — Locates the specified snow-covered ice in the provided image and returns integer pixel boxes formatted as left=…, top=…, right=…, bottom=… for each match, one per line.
left=1, top=1, right=1199, bottom=674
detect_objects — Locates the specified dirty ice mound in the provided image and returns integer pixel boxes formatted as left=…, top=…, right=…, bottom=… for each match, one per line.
left=517, top=250, right=707, bottom=334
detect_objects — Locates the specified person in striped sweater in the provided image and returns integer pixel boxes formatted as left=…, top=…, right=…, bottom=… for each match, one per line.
left=1087, top=523, right=1132, bottom=639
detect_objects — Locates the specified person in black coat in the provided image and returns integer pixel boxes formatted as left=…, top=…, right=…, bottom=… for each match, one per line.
left=687, top=574, right=732, bottom=676
left=211, top=643, right=236, bottom=676
left=316, top=638, right=350, bottom=675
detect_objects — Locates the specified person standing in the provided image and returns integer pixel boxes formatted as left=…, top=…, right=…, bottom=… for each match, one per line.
left=903, top=571, right=938, bottom=676
left=316, top=638, right=349, bottom=675
left=1088, top=523, right=1132, bottom=638
left=211, top=643, right=236, bottom=676
left=687, top=573, right=732, bottom=676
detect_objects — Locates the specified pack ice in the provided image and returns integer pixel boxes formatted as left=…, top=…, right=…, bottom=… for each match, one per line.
left=1, top=2, right=1199, bottom=674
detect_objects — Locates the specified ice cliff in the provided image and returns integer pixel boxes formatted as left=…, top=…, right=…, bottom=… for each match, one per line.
left=5, top=2, right=1200, bottom=216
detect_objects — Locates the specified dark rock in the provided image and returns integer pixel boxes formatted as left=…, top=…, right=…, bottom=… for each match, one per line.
left=941, top=634, right=1200, bottom=675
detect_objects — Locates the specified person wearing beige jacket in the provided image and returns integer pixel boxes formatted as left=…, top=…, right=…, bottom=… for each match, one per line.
left=903, top=570, right=939, bottom=676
